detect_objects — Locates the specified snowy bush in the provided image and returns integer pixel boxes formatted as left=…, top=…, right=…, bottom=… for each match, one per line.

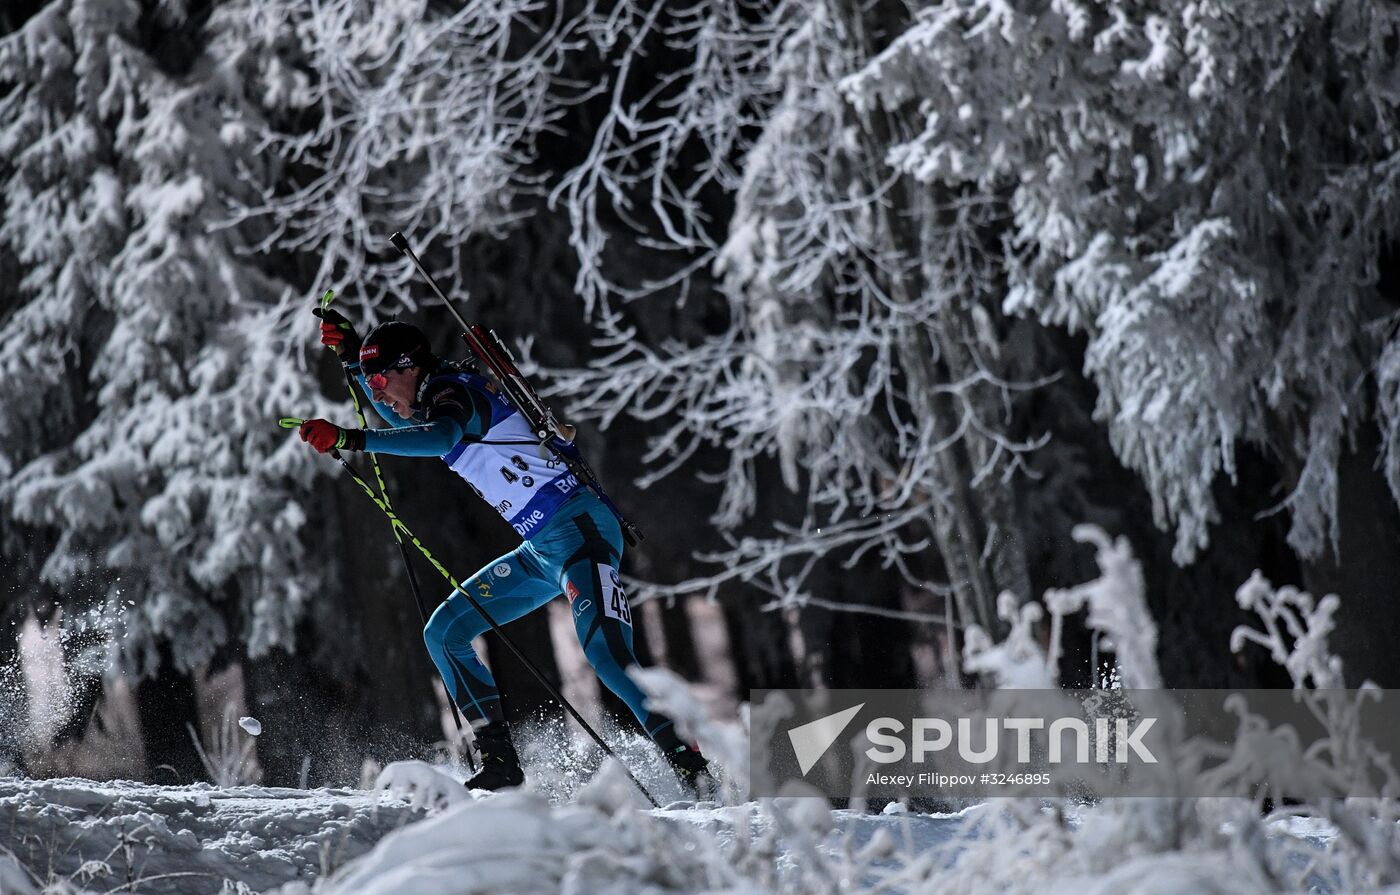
left=939, top=525, right=1400, bottom=893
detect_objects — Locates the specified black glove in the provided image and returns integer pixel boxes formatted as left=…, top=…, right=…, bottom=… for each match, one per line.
left=313, top=307, right=361, bottom=360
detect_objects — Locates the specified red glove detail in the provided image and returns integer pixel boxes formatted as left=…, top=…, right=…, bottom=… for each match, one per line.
left=313, top=307, right=361, bottom=358
left=299, top=418, right=346, bottom=454
left=321, top=322, right=346, bottom=352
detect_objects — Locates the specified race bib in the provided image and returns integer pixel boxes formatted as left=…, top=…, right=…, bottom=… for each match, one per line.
left=600, top=565, right=631, bottom=626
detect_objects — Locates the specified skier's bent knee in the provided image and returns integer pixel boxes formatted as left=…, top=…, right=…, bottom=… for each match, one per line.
left=423, top=604, right=454, bottom=652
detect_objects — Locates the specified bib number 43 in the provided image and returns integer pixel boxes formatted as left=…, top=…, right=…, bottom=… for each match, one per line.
left=600, top=565, right=631, bottom=626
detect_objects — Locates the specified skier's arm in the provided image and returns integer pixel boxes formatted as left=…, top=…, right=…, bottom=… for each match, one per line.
left=362, top=379, right=492, bottom=454
left=298, top=379, right=492, bottom=456
left=299, top=417, right=466, bottom=456
left=362, top=418, right=465, bottom=455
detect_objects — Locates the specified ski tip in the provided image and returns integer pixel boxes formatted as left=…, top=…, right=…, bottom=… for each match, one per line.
left=389, top=231, right=409, bottom=253
left=661, top=799, right=698, bottom=811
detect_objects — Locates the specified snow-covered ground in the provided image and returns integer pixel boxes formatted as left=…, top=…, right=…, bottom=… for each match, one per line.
left=0, top=774, right=426, bottom=894
left=0, top=764, right=969, bottom=895
left=0, top=759, right=1364, bottom=895
left=1, top=571, right=1391, bottom=895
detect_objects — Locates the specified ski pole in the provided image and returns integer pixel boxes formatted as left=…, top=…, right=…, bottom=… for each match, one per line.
left=313, top=291, right=475, bottom=772
left=279, top=419, right=661, bottom=808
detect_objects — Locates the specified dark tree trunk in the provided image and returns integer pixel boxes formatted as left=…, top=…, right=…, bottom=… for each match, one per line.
left=332, top=472, right=444, bottom=755
left=1133, top=452, right=1299, bottom=689
left=1017, top=327, right=1298, bottom=689
left=629, top=606, right=656, bottom=667
left=135, top=645, right=205, bottom=784
left=1297, top=429, right=1400, bottom=687
left=793, top=608, right=830, bottom=688
left=486, top=610, right=568, bottom=730
left=721, top=596, right=799, bottom=692
left=0, top=603, right=28, bottom=774
left=659, top=598, right=702, bottom=681
left=307, top=443, right=485, bottom=764
left=830, top=609, right=917, bottom=690
left=773, top=549, right=918, bottom=690
left=50, top=625, right=106, bottom=748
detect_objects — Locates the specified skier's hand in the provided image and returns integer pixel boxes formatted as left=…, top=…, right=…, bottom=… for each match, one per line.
left=313, top=307, right=361, bottom=360
left=299, top=419, right=365, bottom=453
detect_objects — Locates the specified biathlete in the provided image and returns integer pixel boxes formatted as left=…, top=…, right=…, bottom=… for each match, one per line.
left=298, top=312, right=711, bottom=794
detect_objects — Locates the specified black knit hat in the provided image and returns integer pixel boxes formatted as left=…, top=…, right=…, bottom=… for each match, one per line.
left=358, top=321, right=434, bottom=375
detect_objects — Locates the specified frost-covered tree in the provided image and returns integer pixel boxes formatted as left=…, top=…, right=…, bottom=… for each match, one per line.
left=550, top=0, right=1040, bottom=636
left=0, top=0, right=594, bottom=776
left=845, top=0, right=1400, bottom=566
left=216, top=0, right=578, bottom=321
left=0, top=0, right=327, bottom=712
left=833, top=0, right=1400, bottom=683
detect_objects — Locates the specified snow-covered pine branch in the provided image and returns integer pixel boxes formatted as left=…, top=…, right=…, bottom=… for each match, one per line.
left=0, top=0, right=328, bottom=674
left=845, top=0, right=1400, bottom=564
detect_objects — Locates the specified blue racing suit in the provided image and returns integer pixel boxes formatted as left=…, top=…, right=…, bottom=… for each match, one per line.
left=348, top=360, right=676, bottom=743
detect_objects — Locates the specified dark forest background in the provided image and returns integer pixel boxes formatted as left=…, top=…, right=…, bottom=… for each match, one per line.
left=2, top=0, right=1398, bottom=786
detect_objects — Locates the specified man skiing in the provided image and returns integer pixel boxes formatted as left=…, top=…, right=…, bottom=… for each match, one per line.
left=298, top=312, right=712, bottom=795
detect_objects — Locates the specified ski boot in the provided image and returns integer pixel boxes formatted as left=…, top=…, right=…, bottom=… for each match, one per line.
left=464, top=721, right=525, bottom=792
left=657, top=728, right=717, bottom=801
